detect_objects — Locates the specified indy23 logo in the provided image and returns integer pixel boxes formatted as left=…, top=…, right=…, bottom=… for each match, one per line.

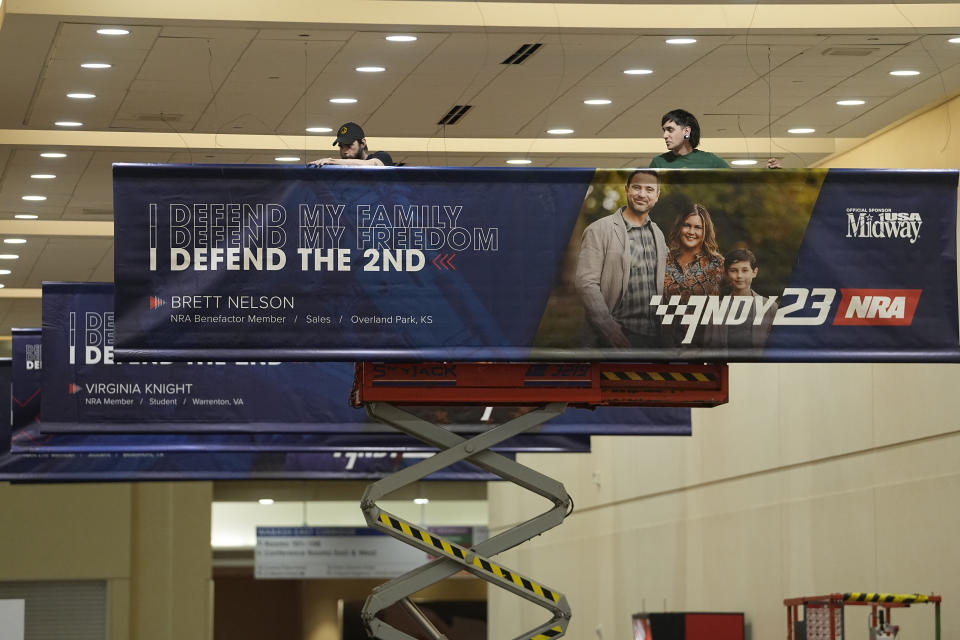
left=652, top=288, right=922, bottom=344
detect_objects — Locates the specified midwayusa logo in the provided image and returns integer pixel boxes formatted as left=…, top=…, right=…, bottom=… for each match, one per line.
left=846, top=208, right=922, bottom=244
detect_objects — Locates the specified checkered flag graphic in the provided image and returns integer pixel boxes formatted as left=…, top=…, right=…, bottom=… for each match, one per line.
left=649, top=295, right=709, bottom=344
left=651, top=295, right=690, bottom=324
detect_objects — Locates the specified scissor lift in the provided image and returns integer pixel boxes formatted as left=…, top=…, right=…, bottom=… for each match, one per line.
left=352, top=362, right=728, bottom=640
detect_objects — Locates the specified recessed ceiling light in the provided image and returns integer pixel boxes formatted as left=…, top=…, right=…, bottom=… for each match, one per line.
left=584, top=99, right=612, bottom=105
left=14, top=215, right=38, bottom=220
left=356, top=66, right=386, bottom=73
left=624, top=69, right=653, bottom=75
left=329, top=98, right=358, bottom=104
left=3, top=239, right=26, bottom=245
left=30, top=174, right=56, bottom=179
left=274, top=156, right=300, bottom=162
left=0, top=269, right=11, bottom=275
left=889, top=70, right=920, bottom=76
left=506, top=159, right=532, bottom=165
left=386, top=35, right=417, bottom=42
left=97, top=28, right=130, bottom=36
left=55, top=121, right=83, bottom=127
left=306, top=126, right=332, bottom=133
left=836, top=99, right=866, bottom=106
left=547, top=128, right=574, bottom=135
left=731, top=159, right=758, bottom=166
left=0, top=255, right=20, bottom=260
left=21, top=195, right=46, bottom=201
left=258, top=498, right=274, bottom=505
left=948, top=37, right=960, bottom=44
left=41, top=152, right=67, bottom=158
left=413, top=498, right=429, bottom=505
left=67, top=93, right=96, bottom=99
left=666, top=38, right=697, bottom=45
left=788, top=128, right=816, bottom=134
left=81, top=62, right=112, bottom=69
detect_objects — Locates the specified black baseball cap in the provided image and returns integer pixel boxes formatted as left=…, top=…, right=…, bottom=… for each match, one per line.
left=333, top=122, right=365, bottom=146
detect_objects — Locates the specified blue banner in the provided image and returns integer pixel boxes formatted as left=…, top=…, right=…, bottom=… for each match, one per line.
left=0, top=359, right=10, bottom=453
left=37, top=282, right=688, bottom=440
left=43, top=281, right=370, bottom=432
left=21, top=295, right=596, bottom=450
left=113, top=165, right=959, bottom=362
left=1, top=329, right=511, bottom=481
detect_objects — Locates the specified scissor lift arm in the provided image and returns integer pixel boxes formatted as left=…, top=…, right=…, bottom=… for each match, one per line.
left=353, top=362, right=728, bottom=640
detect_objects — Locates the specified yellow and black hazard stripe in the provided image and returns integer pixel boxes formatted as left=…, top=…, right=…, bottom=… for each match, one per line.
left=377, top=511, right=563, bottom=607
left=601, top=370, right=716, bottom=383
left=377, top=512, right=467, bottom=560
left=529, top=626, right=564, bottom=639
left=470, top=555, right=561, bottom=604
left=843, top=593, right=930, bottom=604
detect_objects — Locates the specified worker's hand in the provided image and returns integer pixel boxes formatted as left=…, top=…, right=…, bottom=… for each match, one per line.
left=309, top=157, right=335, bottom=166
left=767, top=158, right=782, bottom=169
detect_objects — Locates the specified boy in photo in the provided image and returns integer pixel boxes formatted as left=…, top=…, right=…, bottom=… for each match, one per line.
left=723, top=248, right=778, bottom=349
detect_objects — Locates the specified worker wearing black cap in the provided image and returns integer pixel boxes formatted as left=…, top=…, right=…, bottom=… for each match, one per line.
left=310, top=122, right=393, bottom=166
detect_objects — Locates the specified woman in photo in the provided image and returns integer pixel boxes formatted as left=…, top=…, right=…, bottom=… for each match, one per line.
left=662, top=203, right=724, bottom=346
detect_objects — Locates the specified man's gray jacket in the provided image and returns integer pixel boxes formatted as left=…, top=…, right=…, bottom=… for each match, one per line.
left=575, top=207, right=667, bottom=346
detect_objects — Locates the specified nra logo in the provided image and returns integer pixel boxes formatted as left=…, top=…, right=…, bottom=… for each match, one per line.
left=69, top=383, right=82, bottom=395
left=149, top=296, right=166, bottom=310
left=833, top=289, right=921, bottom=326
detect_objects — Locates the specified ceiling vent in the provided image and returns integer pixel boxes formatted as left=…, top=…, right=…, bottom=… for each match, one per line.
left=437, top=105, right=473, bottom=125
left=135, top=112, right=183, bottom=122
left=822, top=47, right=879, bottom=56
left=502, top=43, right=542, bottom=64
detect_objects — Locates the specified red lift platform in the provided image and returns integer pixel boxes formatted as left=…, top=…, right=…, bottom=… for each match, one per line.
left=352, top=362, right=728, bottom=407
left=352, top=362, right=728, bottom=640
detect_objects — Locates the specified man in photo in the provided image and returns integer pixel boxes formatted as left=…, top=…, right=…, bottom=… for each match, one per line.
left=310, top=121, right=394, bottom=166
left=576, top=170, right=668, bottom=348
left=723, top=247, right=778, bottom=349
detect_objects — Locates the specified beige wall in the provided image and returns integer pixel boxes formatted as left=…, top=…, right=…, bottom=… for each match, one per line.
left=488, top=99, right=960, bottom=640
left=814, top=96, right=960, bottom=170
left=0, top=481, right=213, bottom=640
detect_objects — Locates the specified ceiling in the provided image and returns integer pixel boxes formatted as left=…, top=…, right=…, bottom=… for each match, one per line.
left=0, top=0, right=959, bottom=351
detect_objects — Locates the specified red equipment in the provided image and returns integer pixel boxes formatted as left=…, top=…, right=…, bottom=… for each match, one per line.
left=784, top=593, right=942, bottom=640
left=353, top=362, right=728, bottom=407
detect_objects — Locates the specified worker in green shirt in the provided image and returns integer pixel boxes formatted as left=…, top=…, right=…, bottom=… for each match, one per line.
left=650, top=109, right=781, bottom=169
